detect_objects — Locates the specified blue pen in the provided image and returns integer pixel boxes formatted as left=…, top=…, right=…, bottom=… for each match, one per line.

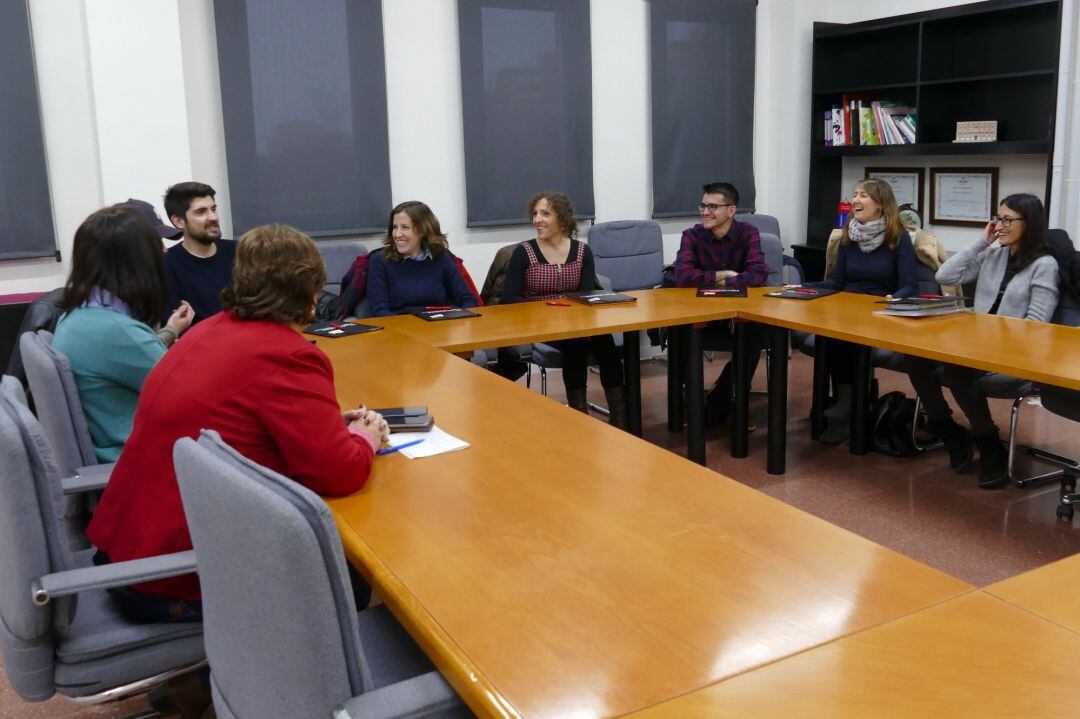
left=377, top=438, right=425, bottom=455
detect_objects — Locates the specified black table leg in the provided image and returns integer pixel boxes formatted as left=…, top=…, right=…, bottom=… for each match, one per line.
left=731, top=322, right=749, bottom=459
left=623, top=330, right=641, bottom=436
left=667, top=326, right=684, bottom=432
left=850, top=344, right=871, bottom=455
left=686, top=325, right=705, bottom=465
left=767, top=325, right=789, bottom=475
left=811, top=336, right=829, bottom=440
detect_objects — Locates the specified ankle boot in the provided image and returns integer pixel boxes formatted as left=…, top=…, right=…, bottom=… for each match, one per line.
left=604, top=386, right=627, bottom=429
left=566, top=388, right=589, bottom=414
left=974, top=432, right=1009, bottom=489
left=824, top=384, right=853, bottom=421
left=817, top=416, right=850, bottom=445
left=930, top=417, right=973, bottom=472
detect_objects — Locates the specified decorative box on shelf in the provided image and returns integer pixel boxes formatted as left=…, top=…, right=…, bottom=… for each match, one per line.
left=954, top=121, right=998, bottom=143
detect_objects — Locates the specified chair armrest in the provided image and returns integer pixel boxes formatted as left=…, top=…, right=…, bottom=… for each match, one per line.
left=32, top=550, right=197, bottom=606
left=333, top=671, right=464, bottom=719
left=62, top=462, right=114, bottom=494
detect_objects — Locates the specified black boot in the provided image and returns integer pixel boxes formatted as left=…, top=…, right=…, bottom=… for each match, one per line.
left=604, top=386, right=627, bottom=429
left=566, top=388, right=589, bottom=414
left=930, top=418, right=973, bottom=472
left=975, top=433, right=1009, bottom=489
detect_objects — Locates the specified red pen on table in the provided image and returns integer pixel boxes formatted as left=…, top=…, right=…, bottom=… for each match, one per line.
left=546, top=301, right=571, bottom=306
left=794, top=288, right=818, bottom=294
left=919, top=294, right=943, bottom=299
left=329, top=321, right=349, bottom=330
left=425, top=305, right=452, bottom=311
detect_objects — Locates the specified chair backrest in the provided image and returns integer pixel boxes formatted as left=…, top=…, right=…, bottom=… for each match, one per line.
left=735, top=213, right=782, bottom=243
left=0, top=377, right=77, bottom=701
left=318, top=241, right=367, bottom=296
left=586, top=220, right=664, bottom=292
left=5, top=288, right=66, bottom=390
left=174, top=431, right=366, bottom=718
left=19, top=331, right=98, bottom=477
left=1040, top=386, right=1080, bottom=423
left=759, top=232, right=784, bottom=286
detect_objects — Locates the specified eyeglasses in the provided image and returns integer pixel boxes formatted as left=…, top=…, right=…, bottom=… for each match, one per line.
left=698, top=203, right=735, bottom=213
left=991, top=215, right=1024, bottom=228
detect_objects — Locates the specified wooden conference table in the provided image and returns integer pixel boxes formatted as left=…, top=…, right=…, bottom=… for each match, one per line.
left=626, top=551, right=1080, bottom=718
left=318, top=328, right=972, bottom=718
left=360, top=287, right=1080, bottom=476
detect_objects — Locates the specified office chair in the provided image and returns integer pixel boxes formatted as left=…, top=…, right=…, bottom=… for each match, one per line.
left=20, top=331, right=114, bottom=546
left=174, top=430, right=467, bottom=719
left=4, top=287, right=66, bottom=394
left=1038, top=386, right=1080, bottom=521
left=0, top=377, right=204, bottom=713
left=532, top=220, right=664, bottom=402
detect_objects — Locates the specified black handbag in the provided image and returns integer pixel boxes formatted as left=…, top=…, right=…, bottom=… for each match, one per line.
left=870, top=391, right=919, bottom=458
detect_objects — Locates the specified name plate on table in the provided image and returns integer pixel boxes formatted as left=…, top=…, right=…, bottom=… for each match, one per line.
left=412, top=308, right=480, bottom=322
left=764, top=288, right=838, bottom=300
left=697, top=287, right=747, bottom=298
left=303, top=321, right=383, bottom=338
left=565, top=291, right=638, bottom=306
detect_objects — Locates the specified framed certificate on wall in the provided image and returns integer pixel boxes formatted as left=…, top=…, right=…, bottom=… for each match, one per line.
left=864, top=167, right=925, bottom=218
left=929, top=167, right=999, bottom=227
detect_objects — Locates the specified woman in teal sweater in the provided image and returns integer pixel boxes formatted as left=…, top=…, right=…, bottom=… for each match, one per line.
left=53, top=205, right=193, bottom=462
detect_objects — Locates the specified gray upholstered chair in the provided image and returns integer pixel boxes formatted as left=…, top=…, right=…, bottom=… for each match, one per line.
left=174, top=430, right=468, bottom=719
left=1039, top=386, right=1080, bottom=520
left=531, top=220, right=665, bottom=398
left=19, top=331, right=113, bottom=545
left=318, top=240, right=368, bottom=297
left=0, top=377, right=204, bottom=710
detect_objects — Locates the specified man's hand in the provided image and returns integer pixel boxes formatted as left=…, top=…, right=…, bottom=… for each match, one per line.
left=714, top=270, right=738, bottom=287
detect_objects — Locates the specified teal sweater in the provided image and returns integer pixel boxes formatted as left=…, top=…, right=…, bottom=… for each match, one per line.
left=52, top=308, right=166, bottom=462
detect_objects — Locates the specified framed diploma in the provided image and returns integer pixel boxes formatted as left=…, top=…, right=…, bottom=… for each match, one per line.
left=864, top=167, right=925, bottom=218
left=929, top=167, right=999, bottom=227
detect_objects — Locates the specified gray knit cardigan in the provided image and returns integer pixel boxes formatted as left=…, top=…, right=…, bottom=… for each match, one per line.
left=935, top=238, right=1059, bottom=322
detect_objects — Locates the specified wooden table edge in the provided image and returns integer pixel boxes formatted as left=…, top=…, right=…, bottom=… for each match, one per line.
left=330, top=506, right=521, bottom=719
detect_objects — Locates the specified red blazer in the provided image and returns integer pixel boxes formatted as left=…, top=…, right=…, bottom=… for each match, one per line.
left=87, top=312, right=374, bottom=600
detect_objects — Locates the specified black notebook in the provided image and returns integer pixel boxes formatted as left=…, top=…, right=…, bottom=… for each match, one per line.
left=875, top=296, right=965, bottom=311
left=564, top=291, right=638, bottom=306
left=763, top=288, right=838, bottom=300
left=412, top=308, right=480, bottom=322
left=696, top=287, right=747, bottom=298
left=303, top=321, right=383, bottom=338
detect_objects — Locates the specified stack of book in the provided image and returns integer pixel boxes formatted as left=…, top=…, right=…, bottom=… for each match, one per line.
left=825, top=95, right=917, bottom=147
left=872, top=296, right=970, bottom=318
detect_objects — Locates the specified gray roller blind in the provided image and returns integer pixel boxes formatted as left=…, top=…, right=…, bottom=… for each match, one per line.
left=214, top=0, right=391, bottom=237
left=458, top=0, right=594, bottom=227
left=651, top=0, right=756, bottom=217
left=0, top=0, right=57, bottom=261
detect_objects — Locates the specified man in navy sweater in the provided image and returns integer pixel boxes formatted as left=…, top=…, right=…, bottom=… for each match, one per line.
left=162, top=182, right=236, bottom=325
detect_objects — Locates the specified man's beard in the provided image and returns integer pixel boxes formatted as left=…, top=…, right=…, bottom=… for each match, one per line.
left=190, top=227, right=219, bottom=246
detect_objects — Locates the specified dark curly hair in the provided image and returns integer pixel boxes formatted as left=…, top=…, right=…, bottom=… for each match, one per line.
left=63, top=204, right=169, bottom=326
left=381, top=201, right=448, bottom=262
left=527, top=192, right=577, bottom=240
left=221, top=224, right=326, bottom=324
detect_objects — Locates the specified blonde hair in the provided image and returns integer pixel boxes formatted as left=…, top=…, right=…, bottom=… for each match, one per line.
left=841, top=178, right=905, bottom=250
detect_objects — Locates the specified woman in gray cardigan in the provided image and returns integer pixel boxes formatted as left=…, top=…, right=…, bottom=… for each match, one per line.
left=904, top=193, right=1059, bottom=489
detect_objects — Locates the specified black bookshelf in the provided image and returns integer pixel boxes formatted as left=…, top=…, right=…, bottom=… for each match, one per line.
left=806, top=0, right=1062, bottom=256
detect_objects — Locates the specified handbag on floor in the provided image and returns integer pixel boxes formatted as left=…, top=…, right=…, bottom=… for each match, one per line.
left=871, top=391, right=920, bottom=458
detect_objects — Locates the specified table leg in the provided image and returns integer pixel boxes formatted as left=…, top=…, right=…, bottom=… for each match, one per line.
left=686, top=325, right=705, bottom=465
left=730, top=322, right=749, bottom=459
left=850, top=344, right=871, bottom=455
left=623, top=330, right=642, bottom=437
left=667, top=326, right=684, bottom=432
left=811, top=336, right=829, bottom=440
left=767, top=325, right=789, bottom=475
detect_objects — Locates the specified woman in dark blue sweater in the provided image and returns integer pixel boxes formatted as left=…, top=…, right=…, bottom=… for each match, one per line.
left=367, top=201, right=479, bottom=317
left=805, top=178, right=917, bottom=443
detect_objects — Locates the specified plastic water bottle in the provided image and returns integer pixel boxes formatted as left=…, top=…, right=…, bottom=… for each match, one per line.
left=838, top=200, right=851, bottom=228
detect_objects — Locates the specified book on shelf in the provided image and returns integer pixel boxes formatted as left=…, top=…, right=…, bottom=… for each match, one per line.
left=824, top=97, right=917, bottom=147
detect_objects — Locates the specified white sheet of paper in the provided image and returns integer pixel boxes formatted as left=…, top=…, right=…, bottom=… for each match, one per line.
left=386, top=426, right=469, bottom=459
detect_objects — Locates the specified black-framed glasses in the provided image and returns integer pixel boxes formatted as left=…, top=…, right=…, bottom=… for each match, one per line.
left=698, top=203, right=735, bottom=213
left=991, top=214, right=1024, bottom=228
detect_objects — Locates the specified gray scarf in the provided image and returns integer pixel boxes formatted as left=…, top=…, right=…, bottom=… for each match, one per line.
left=848, top=217, right=887, bottom=253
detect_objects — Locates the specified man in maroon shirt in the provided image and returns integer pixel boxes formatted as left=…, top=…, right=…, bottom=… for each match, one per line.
left=674, top=182, right=769, bottom=426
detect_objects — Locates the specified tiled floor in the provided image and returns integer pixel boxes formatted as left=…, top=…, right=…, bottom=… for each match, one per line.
left=4, top=351, right=1078, bottom=717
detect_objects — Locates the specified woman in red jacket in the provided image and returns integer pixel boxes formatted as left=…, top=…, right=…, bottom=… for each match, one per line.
left=87, top=224, right=387, bottom=622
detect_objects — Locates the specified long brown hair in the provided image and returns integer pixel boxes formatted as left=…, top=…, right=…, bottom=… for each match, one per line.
left=840, top=178, right=905, bottom=250
left=381, top=201, right=448, bottom=262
